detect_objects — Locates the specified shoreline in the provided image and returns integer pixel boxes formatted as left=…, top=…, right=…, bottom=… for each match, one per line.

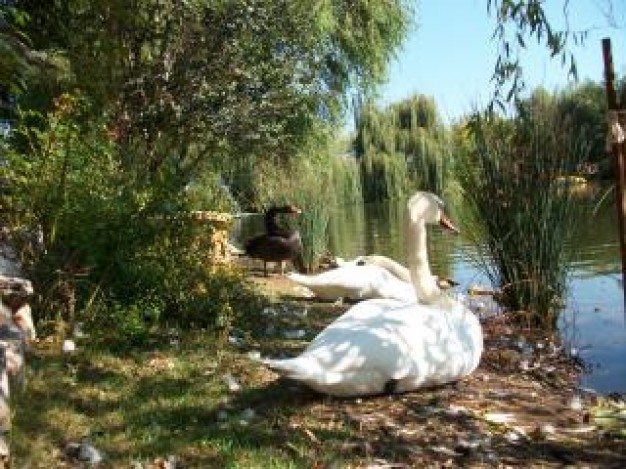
left=246, top=271, right=626, bottom=467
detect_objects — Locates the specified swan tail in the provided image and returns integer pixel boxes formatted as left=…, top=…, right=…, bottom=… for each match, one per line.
left=285, top=272, right=325, bottom=292
left=262, top=356, right=320, bottom=381
left=286, top=272, right=313, bottom=286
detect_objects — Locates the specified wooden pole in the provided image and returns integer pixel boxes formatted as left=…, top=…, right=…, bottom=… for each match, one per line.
left=602, top=38, right=626, bottom=307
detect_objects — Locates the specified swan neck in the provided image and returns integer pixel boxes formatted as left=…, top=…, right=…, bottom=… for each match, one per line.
left=406, top=220, right=440, bottom=304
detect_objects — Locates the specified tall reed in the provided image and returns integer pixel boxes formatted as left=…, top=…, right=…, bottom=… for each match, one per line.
left=329, top=155, right=362, bottom=205
left=458, top=110, right=590, bottom=328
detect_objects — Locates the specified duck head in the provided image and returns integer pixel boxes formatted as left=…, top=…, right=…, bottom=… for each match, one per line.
left=264, top=204, right=302, bottom=233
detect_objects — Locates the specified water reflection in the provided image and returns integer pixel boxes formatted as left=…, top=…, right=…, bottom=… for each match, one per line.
left=560, top=197, right=625, bottom=394
left=328, top=197, right=458, bottom=280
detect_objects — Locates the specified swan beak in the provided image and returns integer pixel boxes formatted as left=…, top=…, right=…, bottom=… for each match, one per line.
left=439, top=213, right=460, bottom=234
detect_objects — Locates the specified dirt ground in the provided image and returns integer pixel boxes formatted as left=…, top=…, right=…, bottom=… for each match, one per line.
left=244, top=267, right=626, bottom=468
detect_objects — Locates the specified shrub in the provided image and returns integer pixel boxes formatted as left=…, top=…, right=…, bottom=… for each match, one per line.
left=1, top=93, right=260, bottom=338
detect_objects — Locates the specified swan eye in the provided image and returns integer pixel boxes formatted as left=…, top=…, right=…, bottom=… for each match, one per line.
left=432, top=194, right=445, bottom=208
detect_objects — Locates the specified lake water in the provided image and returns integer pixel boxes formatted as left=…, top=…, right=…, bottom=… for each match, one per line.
left=235, top=190, right=626, bottom=395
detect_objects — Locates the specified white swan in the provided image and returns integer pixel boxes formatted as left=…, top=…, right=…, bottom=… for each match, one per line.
left=287, top=262, right=416, bottom=302
left=289, top=253, right=457, bottom=302
left=261, top=191, right=483, bottom=397
left=334, top=254, right=412, bottom=282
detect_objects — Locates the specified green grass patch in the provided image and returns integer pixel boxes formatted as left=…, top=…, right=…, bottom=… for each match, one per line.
left=11, top=299, right=358, bottom=468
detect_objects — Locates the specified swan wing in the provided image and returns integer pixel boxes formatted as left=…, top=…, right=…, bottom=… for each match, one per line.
left=266, top=299, right=482, bottom=397
left=287, top=265, right=414, bottom=301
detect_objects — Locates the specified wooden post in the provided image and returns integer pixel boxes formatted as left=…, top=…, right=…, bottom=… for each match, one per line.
left=602, top=38, right=626, bottom=307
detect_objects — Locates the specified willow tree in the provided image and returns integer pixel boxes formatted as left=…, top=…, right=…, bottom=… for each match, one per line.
left=355, top=94, right=452, bottom=200
left=17, top=0, right=412, bottom=182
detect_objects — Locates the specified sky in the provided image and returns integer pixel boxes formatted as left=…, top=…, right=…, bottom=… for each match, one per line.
left=377, top=0, right=626, bottom=123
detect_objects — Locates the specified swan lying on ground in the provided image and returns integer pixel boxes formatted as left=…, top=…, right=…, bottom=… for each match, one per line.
left=286, top=263, right=416, bottom=302
left=260, top=191, right=483, bottom=397
left=290, top=253, right=457, bottom=302
left=333, top=254, right=411, bottom=282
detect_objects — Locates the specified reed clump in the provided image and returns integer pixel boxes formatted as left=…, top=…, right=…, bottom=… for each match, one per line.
left=458, top=109, right=589, bottom=328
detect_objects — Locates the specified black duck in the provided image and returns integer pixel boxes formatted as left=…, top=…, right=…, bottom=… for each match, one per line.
left=245, top=204, right=303, bottom=276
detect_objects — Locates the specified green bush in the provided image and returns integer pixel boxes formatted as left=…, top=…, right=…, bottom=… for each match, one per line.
left=1, top=93, right=261, bottom=337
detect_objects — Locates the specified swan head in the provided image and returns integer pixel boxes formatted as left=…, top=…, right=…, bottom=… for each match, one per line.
left=407, top=192, right=458, bottom=233
left=406, top=192, right=459, bottom=304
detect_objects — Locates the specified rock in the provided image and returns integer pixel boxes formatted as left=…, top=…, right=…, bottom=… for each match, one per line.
left=62, top=339, right=76, bottom=353
left=63, top=440, right=103, bottom=465
left=223, top=374, right=241, bottom=392
left=240, top=408, right=255, bottom=421
left=283, top=329, right=306, bottom=339
left=569, top=395, right=583, bottom=411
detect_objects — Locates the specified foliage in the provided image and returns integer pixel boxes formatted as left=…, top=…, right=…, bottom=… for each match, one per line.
left=1, top=0, right=415, bottom=336
left=164, top=267, right=254, bottom=333
left=329, top=154, right=363, bottom=206
left=1, top=94, right=129, bottom=317
left=355, top=95, right=453, bottom=200
left=360, top=151, right=409, bottom=203
left=18, top=0, right=413, bottom=180
left=183, top=169, right=239, bottom=213
left=0, top=93, right=250, bottom=337
left=458, top=107, right=590, bottom=328
left=514, top=81, right=611, bottom=178
left=487, top=0, right=587, bottom=108
left=553, top=82, right=608, bottom=173
left=0, top=4, right=44, bottom=95
left=93, top=295, right=166, bottom=347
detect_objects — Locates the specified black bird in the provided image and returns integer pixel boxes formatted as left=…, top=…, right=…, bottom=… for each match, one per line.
left=245, top=204, right=303, bottom=276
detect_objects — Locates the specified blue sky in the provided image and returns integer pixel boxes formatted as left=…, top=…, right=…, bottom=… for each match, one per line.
left=378, top=0, right=626, bottom=122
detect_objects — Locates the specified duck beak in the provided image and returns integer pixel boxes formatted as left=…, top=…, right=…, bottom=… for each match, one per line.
left=439, top=213, right=460, bottom=234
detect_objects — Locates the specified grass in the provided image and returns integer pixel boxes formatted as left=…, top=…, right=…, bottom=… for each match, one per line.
left=12, top=300, right=359, bottom=468
left=10, top=276, right=626, bottom=468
